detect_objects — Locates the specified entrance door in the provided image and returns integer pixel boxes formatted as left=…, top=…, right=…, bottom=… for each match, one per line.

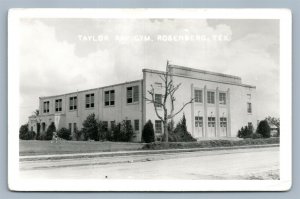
left=220, top=117, right=227, bottom=137
left=207, top=117, right=216, bottom=137
left=195, top=116, right=203, bottom=138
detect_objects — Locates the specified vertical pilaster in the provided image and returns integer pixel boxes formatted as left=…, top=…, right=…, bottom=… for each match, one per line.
left=216, top=87, right=220, bottom=137
left=204, top=85, right=207, bottom=137
left=191, top=84, right=194, bottom=137
left=227, top=88, right=231, bottom=137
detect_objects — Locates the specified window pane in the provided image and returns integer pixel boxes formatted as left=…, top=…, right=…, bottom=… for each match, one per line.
left=133, top=86, right=139, bottom=102
left=134, top=120, right=139, bottom=131
left=155, top=94, right=162, bottom=107
left=127, top=87, right=133, bottom=103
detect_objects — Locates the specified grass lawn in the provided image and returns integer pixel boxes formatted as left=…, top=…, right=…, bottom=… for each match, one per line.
left=19, top=140, right=145, bottom=156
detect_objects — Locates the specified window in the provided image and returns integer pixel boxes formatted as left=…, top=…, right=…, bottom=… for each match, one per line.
left=55, top=99, right=62, bottom=112
left=220, top=117, right=227, bottom=127
left=195, top=116, right=203, bottom=127
left=31, top=126, right=33, bottom=132
left=103, top=121, right=108, bottom=131
left=134, top=120, right=139, bottom=131
left=208, top=117, right=216, bottom=127
left=219, top=93, right=226, bottom=105
left=155, top=120, right=162, bottom=134
left=73, top=123, right=77, bottom=133
left=43, top=101, right=50, bottom=113
left=105, top=90, right=115, bottom=106
left=247, top=102, right=252, bottom=113
left=86, top=93, right=95, bottom=108
left=194, top=90, right=203, bottom=103
left=155, top=94, right=162, bottom=107
left=69, top=96, right=77, bottom=110
left=207, top=91, right=215, bottom=104
left=127, top=86, right=139, bottom=103
left=69, top=123, right=72, bottom=133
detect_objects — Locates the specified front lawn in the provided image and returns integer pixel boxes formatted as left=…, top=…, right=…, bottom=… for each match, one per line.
left=19, top=140, right=145, bottom=156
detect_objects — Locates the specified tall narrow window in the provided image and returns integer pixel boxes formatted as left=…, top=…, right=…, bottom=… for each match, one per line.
left=155, top=94, right=162, bottom=107
left=55, top=99, right=62, bottom=112
left=134, top=119, right=139, bottom=131
left=155, top=120, right=162, bottom=134
left=195, top=116, right=203, bottom=127
left=127, top=86, right=139, bottom=104
left=43, top=101, right=50, bottom=113
left=207, top=91, right=215, bottom=104
left=42, top=122, right=46, bottom=132
left=247, top=102, right=252, bottom=113
left=73, top=123, right=77, bottom=133
left=69, top=96, right=77, bottom=110
left=220, top=117, right=227, bottom=127
left=194, top=90, right=203, bottom=103
left=104, top=90, right=115, bottom=106
left=86, top=93, right=95, bottom=108
left=219, top=93, right=226, bottom=105
left=208, top=117, right=216, bottom=127
left=69, top=123, right=72, bottom=133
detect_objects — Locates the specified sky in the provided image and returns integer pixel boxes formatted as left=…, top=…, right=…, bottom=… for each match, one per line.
left=19, top=18, right=279, bottom=124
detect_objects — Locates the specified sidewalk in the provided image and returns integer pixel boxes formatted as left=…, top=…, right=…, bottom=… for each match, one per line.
left=20, top=143, right=279, bottom=162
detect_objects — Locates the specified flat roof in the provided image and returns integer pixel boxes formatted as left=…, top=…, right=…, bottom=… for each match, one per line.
left=40, top=79, right=143, bottom=99
left=143, top=65, right=255, bottom=88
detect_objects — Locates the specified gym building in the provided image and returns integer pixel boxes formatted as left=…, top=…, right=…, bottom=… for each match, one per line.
left=28, top=65, right=256, bottom=141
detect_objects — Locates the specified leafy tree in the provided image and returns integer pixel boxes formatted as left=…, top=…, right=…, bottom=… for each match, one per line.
left=142, top=120, right=155, bottom=143
left=237, top=125, right=253, bottom=138
left=256, top=120, right=271, bottom=138
left=19, top=124, right=36, bottom=140
left=45, top=122, right=56, bottom=140
left=82, top=113, right=98, bottom=141
left=57, top=127, right=71, bottom=140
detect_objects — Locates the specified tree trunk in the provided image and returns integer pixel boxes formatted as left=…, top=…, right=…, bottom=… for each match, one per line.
left=164, top=121, right=168, bottom=143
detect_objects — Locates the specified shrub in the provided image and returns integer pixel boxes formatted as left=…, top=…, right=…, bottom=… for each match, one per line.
left=97, top=121, right=108, bottom=141
left=164, top=114, right=196, bottom=142
left=112, top=121, right=134, bottom=142
left=82, top=113, right=98, bottom=141
left=45, top=122, right=56, bottom=140
left=112, top=123, right=122, bottom=141
left=120, top=120, right=134, bottom=142
left=256, top=120, right=271, bottom=138
left=142, top=120, right=155, bottom=143
left=142, top=137, right=280, bottom=150
left=251, top=133, right=263, bottom=139
left=19, top=124, right=36, bottom=140
left=57, top=127, right=71, bottom=140
left=237, top=125, right=253, bottom=138
left=74, top=129, right=83, bottom=141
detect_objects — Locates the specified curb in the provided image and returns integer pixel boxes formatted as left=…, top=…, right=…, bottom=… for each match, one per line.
left=20, top=144, right=279, bottom=162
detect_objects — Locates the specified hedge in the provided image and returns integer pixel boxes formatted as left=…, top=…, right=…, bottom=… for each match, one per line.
left=142, top=137, right=279, bottom=150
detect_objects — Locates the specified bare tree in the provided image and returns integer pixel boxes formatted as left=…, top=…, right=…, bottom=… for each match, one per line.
left=145, top=61, right=194, bottom=142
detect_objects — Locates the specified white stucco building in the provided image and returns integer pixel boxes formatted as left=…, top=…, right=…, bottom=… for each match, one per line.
left=28, top=65, right=256, bottom=142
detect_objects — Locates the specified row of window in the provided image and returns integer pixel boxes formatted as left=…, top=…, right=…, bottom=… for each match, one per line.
left=194, top=116, right=227, bottom=128
left=194, top=90, right=227, bottom=105
left=43, top=86, right=139, bottom=113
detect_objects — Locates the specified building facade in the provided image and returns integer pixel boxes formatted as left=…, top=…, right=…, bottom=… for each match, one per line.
left=28, top=65, right=256, bottom=141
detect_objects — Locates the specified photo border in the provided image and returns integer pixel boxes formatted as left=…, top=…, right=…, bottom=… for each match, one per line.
left=8, top=8, right=292, bottom=191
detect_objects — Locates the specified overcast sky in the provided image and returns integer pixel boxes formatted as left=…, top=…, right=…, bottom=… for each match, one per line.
left=19, top=18, right=279, bottom=124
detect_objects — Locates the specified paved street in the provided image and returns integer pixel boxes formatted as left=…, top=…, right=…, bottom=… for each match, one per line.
left=19, top=147, right=279, bottom=180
